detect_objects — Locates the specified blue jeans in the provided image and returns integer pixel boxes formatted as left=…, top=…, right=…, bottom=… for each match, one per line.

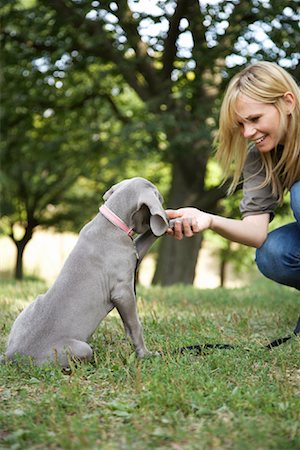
left=255, top=180, right=300, bottom=291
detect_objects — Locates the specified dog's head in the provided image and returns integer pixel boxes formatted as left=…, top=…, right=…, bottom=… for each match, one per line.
left=103, top=177, right=168, bottom=236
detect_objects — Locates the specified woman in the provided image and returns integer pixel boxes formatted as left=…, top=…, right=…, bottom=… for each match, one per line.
left=167, top=62, right=300, bottom=329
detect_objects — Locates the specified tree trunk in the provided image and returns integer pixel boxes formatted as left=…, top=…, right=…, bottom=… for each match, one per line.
left=11, top=221, right=36, bottom=280
left=15, top=240, right=28, bottom=280
left=220, top=259, right=226, bottom=288
left=152, top=121, right=229, bottom=287
left=153, top=159, right=205, bottom=285
left=153, top=231, right=203, bottom=285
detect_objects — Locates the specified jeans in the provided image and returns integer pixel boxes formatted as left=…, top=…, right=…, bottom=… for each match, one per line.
left=256, top=180, right=300, bottom=291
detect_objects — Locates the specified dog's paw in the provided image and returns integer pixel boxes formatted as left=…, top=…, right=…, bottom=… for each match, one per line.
left=149, top=351, right=161, bottom=357
left=137, top=349, right=161, bottom=358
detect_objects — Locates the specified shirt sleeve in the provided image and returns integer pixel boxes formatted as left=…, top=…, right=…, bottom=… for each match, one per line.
left=239, top=146, right=279, bottom=220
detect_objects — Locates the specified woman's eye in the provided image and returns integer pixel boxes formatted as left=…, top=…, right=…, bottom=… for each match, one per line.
left=251, top=117, right=259, bottom=123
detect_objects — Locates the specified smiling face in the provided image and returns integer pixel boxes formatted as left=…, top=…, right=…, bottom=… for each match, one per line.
left=235, top=94, right=284, bottom=152
left=216, top=61, right=300, bottom=198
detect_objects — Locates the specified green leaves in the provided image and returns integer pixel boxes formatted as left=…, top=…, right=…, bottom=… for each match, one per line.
left=1, top=0, right=299, bottom=280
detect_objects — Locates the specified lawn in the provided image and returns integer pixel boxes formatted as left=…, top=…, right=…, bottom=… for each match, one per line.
left=0, top=278, right=299, bottom=450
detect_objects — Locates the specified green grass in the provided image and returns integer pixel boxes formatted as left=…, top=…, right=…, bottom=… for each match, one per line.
left=0, top=278, right=299, bottom=450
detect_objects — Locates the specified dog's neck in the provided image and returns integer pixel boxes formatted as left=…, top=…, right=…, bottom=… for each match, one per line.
left=99, top=205, right=134, bottom=237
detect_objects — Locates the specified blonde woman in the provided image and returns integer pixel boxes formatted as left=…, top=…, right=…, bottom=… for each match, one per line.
left=167, top=61, right=300, bottom=333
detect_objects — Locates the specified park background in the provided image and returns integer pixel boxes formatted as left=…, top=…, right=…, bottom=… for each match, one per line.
left=1, top=2, right=300, bottom=450
left=1, top=0, right=299, bottom=288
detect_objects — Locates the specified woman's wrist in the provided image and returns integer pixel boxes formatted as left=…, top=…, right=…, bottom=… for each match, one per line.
left=207, top=213, right=215, bottom=231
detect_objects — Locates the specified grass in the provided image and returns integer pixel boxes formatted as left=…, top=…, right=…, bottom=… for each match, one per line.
left=0, top=277, right=299, bottom=450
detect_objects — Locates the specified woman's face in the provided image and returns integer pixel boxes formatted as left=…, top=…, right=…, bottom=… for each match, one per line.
left=235, top=94, right=284, bottom=152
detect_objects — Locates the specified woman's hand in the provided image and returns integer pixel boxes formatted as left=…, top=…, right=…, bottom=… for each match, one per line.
left=166, top=207, right=213, bottom=240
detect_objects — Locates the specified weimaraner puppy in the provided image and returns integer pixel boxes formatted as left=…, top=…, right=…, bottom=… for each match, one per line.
left=4, top=177, right=169, bottom=367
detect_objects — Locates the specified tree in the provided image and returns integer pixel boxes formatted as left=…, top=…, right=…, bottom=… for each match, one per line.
left=1, top=0, right=299, bottom=282
left=0, top=67, right=108, bottom=279
left=0, top=5, right=144, bottom=278
left=0, top=1, right=169, bottom=279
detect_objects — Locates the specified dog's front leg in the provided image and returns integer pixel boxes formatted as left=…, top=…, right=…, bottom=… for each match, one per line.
left=134, top=230, right=158, bottom=267
left=112, top=288, right=155, bottom=358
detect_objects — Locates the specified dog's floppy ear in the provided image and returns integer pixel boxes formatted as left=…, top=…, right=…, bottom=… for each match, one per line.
left=135, top=188, right=169, bottom=236
left=150, top=210, right=169, bottom=236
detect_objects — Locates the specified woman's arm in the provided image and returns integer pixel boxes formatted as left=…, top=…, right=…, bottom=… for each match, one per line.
left=166, top=208, right=270, bottom=248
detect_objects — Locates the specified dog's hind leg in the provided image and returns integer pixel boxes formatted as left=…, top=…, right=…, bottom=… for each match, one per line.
left=48, top=339, right=93, bottom=367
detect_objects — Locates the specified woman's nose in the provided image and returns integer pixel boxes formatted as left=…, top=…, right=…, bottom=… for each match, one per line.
left=243, top=123, right=256, bottom=138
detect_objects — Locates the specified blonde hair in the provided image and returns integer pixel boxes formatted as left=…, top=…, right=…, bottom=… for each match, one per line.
left=215, top=61, right=300, bottom=201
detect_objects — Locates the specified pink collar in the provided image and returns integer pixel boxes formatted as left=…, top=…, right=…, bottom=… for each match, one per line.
left=99, top=205, right=134, bottom=237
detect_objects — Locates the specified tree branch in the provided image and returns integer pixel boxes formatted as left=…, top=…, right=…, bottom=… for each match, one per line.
left=162, top=0, right=190, bottom=80
left=201, top=180, right=242, bottom=212
left=48, top=0, right=153, bottom=101
left=114, top=0, right=162, bottom=95
left=216, top=1, right=257, bottom=62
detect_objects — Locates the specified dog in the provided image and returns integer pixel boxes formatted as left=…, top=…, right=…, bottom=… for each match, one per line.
left=3, top=177, right=169, bottom=367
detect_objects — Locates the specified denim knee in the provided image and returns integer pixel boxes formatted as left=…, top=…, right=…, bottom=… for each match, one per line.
left=290, top=180, right=300, bottom=224
left=256, top=235, right=279, bottom=281
left=255, top=223, right=300, bottom=290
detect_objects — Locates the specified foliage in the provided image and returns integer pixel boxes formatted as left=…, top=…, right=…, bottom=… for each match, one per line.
left=0, top=1, right=169, bottom=277
left=0, top=279, right=300, bottom=449
left=1, top=0, right=299, bottom=282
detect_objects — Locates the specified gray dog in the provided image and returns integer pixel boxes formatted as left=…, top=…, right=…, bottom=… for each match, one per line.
left=3, top=178, right=169, bottom=367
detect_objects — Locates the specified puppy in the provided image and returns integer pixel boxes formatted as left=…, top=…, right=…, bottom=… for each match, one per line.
left=3, top=178, right=168, bottom=367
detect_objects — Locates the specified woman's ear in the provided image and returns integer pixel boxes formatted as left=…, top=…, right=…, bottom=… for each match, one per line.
left=283, top=91, right=296, bottom=114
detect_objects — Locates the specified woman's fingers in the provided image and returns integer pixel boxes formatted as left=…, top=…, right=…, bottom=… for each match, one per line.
left=165, top=208, right=212, bottom=240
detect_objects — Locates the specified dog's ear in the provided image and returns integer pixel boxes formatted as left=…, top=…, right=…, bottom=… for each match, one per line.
left=103, top=179, right=130, bottom=201
left=135, top=188, right=169, bottom=236
left=131, top=205, right=151, bottom=234
left=150, top=213, right=169, bottom=236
